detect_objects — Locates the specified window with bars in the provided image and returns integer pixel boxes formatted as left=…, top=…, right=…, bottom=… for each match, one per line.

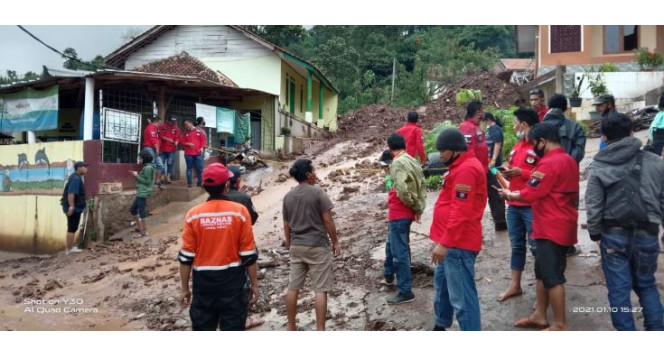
left=100, top=87, right=156, bottom=163
left=550, top=25, right=582, bottom=53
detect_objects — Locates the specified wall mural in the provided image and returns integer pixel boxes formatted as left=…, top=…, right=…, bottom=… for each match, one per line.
left=0, top=141, right=81, bottom=195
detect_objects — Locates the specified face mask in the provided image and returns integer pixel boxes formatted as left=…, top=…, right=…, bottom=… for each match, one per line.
left=516, top=131, right=525, bottom=139
left=533, top=140, right=546, bottom=157
left=443, top=152, right=459, bottom=166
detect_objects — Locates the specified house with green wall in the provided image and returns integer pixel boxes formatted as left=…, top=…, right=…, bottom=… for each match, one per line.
left=105, top=25, right=339, bottom=153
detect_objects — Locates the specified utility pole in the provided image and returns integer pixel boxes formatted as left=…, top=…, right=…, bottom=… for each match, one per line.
left=391, top=58, right=396, bottom=104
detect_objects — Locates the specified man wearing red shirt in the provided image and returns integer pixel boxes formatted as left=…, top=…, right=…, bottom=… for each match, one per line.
left=530, top=88, right=548, bottom=122
left=430, top=128, right=487, bottom=331
left=458, top=101, right=506, bottom=231
left=497, top=108, right=540, bottom=302
left=143, top=115, right=164, bottom=188
left=396, top=112, right=427, bottom=165
left=181, top=119, right=206, bottom=187
left=498, top=123, right=579, bottom=331
left=159, top=116, right=181, bottom=184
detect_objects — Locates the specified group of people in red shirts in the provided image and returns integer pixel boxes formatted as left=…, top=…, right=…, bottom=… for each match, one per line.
left=142, top=115, right=207, bottom=188
left=385, top=96, right=586, bottom=331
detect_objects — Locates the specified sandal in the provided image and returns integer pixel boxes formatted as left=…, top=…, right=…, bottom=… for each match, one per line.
left=514, top=317, right=550, bottom=329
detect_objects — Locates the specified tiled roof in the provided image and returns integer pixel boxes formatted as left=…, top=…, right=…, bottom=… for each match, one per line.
left=499, top=58, right=535, bottom=71
left=130, top=52, right=237, bottom=87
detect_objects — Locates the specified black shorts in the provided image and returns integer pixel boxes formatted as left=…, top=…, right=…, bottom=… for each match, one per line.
left=130, top=197, right=148, bottom=219
left=534, top=239, right=568, bottom=289
left=67, top=212, right=82, bottom=233
left=189, top=287, right=248, bottom=331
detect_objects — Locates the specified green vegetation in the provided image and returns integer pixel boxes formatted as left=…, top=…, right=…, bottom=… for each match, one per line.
left=455, top=89, right=483, bottom=105
left=244, top=26, right=523, bottom=114
left=424, top=121, right=456, bottom=155
left=425, top=174, right=443, bottom=191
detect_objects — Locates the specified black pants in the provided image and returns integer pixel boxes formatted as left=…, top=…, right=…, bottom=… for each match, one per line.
left=486, top=171, right=506, bottom=225
left=190, top=286, right=249, bottom=331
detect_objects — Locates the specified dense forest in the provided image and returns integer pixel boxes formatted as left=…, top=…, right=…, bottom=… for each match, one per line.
left=246, top=25, right=527, bottom=114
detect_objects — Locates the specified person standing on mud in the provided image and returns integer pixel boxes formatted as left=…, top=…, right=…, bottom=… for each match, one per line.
left=497, top=108, right=540, bottom=302
left=497, top=123, right=579, bottom=331
left=459, top=100, right=507, bottom=232
left=61, top=161, right=88, bottom=254
left=396, top=111, right=427, bottom=166
left=129, top=149, right=156, bottom=238
left=585, top=112, right=664, bottom=331
left=429, top=128, right=487, bottom=331
left=542, top=93, right=586, bottom=257
left=178, top=163, right=259, bottom=331
left=283, top=159, right=340, bottom=330
left=181, top=119, right=206, bottom=188
left=384, top=133, right=426, bottom=305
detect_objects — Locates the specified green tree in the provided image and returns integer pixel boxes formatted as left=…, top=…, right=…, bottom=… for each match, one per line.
left=62, top=47, right=105, bottom=71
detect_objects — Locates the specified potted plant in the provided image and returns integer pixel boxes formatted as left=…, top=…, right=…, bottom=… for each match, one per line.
left=569, top=75, right=585, bottom=107
left=635, top=48, right=664, bottom=71
left=280, top=127, right=291, bottom=136
left=585, top=70, right=608, bottom=98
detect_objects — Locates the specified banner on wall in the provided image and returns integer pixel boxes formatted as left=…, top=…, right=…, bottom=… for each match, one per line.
left=216, top=107, right=235, bottom=134
left=195, top=103, right=217, bottom=128
left=101, top=108, right=141, bottom=144
left=0, top=85, right=59, bottom=132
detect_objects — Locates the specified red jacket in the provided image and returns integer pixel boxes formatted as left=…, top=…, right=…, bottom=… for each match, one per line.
left=458, top=119, right=489, bottom=172
left=505, top=140, right=539, bottom=207
left=429, top=151, right=487, bottom=252
left=536, top=105, right=548, bottom=122
left=143, top=123, right=160, bottom=150
left=396, top=122, right=426, bottom=163
left=159, top=124, right=181, bottom=153
left=181, top=129, right=205, bottom=156
left=518, top=147, right=579, bottom=247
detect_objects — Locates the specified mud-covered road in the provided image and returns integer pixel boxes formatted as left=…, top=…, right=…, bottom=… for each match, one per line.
left=1, top=133, right=662, bottom=331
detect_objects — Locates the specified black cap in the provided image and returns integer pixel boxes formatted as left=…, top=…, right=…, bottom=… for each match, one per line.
left=74, top=161, right=89, bottom=169
left=169, top=116, right=178, bottom=121
left=436, top=128, right=468, bottom=151
left=593, top=94, right=615, bottom=105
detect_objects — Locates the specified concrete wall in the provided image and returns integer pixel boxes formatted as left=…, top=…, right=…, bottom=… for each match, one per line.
left=83, top=141, right=141, bottom=196
left=573, top=71, right=664, bottom=100
left=0, top=141, right=84, bottom=253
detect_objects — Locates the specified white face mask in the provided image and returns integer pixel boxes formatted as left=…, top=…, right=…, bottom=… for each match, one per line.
left=516, top=131, right=525, bottom=139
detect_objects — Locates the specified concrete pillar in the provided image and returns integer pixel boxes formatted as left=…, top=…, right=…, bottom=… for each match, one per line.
left=305, top=69, right=313, bottom=123
left=27, top=131, right=36, bottom=143
left=83, top=77, right=95, bottom=140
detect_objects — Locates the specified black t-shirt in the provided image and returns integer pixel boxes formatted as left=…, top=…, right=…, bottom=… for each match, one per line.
left=487, top=125, right=504, bottom=167
left=223, top=188, right=259, bottom=225
left=62, top=174, right=86, bottom=213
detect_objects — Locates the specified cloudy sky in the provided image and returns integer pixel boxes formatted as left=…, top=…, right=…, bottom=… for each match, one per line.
left=0, top=25, right=152, bottom=75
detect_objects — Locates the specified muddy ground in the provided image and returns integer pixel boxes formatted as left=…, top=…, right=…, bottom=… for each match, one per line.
left=1, top=132, right=663, bottom=331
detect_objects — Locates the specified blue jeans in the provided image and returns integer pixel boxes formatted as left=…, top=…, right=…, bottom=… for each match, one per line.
left=506, top=205, right=537, bottom=271
left=433, top=248, right=481, bottom=331
left=143, top=147, right=164, bottom=171
left=185, top=154, right=203, bottom=186
left=159, top=151, right=175, bottom=176
left=600, top=227, right=664, bottom=331
left=384, top=218, right=412, bottom=295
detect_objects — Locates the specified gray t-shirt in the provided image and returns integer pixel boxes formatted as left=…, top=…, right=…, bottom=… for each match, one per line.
left=283, top=183, right=334, bottom=248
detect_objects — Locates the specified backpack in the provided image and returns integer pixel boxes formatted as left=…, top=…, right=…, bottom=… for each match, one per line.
left=603, top=151, right=648, bottom=227
left=61, top=174, right=72, bottom=207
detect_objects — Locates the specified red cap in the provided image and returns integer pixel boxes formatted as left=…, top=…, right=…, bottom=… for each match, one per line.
left=202, top=163, right=234, bottom=186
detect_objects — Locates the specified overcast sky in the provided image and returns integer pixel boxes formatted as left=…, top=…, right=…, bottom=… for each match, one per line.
left=0, top=25, right=152, bottom=75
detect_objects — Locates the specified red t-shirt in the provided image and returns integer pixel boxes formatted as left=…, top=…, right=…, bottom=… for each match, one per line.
left=196, top=127, right=207, bottom=150
left=506, top=140, right=539, bottom=207
left=518, top=147, right=579, bottom=246
left=396, top=122, right=426, bottom=163
left=180, top=129, right=205, bottom=156
left=429, top=151, right=487, bottom=252
left=143, top=123, right=160, bottom=150
left=159, top=124, right=181, bottom=153
left=536, top=105, right=548, bottom=122
left=458, top=119, right=489, bottom=172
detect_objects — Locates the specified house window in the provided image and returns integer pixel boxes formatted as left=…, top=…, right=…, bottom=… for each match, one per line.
left=604, top=25, right=638, bottom=54
left=550, top=25, right=582, bottom=53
